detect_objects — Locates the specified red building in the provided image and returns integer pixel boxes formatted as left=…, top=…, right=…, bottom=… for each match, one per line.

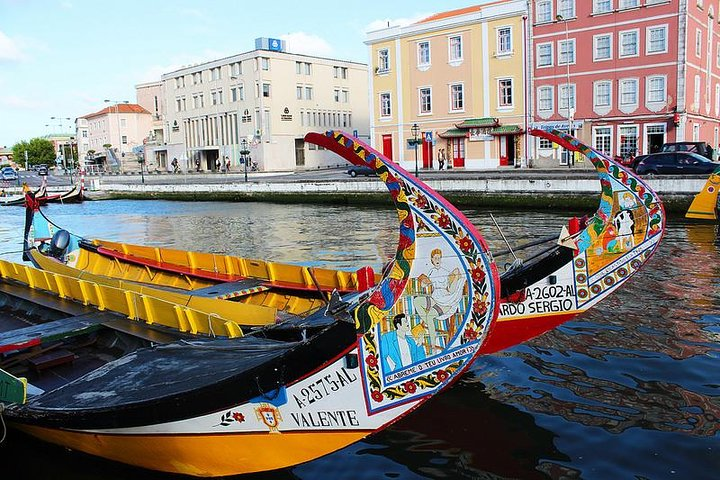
left=531, top=0, right=720, bottom=167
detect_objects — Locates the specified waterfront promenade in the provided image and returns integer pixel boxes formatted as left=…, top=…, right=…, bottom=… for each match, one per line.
left=78, top=167, right=704, bottom=214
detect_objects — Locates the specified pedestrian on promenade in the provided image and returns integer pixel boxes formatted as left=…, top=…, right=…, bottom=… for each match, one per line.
left=225, top=157, right=231, bottom=172
left=171, top=157, right=179, bottom=173
left=215, top=157, right=221, bottom=172
left=438, top=149, right=446, bottom=170
left=195, top=157, right=201, bottom=172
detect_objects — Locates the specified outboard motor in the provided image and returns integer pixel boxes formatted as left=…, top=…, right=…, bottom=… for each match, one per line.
left=49, top=229, right=71, bottom=259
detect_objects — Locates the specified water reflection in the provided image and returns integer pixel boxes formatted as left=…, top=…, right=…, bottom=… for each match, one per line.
left=0, top=201, right=718, bottom=479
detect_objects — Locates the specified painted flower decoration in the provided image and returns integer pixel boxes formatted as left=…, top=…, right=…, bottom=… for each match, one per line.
left=371, top=390, right=384, bottom=403
left=403, top=381, right=417, bottom=394
left=436, top=370, right=449, bottom=382
left=413, top=193, right=429, bottom=209
left=463, top=326, right=479, bottom=341
left=472, top=298, right=488, bottom=316
left=365, top=354, right=378, bottom=368
left=232, top=412, right=245, bottom=423
left=470, top=265, right=486, bottom=284
left=436, top=212, right=451, bottom=229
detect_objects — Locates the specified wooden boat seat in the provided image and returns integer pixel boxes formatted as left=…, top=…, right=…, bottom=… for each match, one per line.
left=190, top=279, right=270, bottom=299
left=28, top=348, right=75, bottom=371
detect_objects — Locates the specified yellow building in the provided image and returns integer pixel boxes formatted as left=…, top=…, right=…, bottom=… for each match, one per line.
left=365, top=1, right=529, bottom=170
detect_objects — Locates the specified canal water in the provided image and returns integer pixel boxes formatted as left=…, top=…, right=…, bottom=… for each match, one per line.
left=0, top=200, right=718, bottom=479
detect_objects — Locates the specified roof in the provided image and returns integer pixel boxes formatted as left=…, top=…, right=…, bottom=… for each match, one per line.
left=438, top=128, right=468, bottom=139
left=416, top=1, right=506, bottom=24
left=490, top=125, right=524, bottom=135
left=455, top=117, right=499, bottom=129
left=82, top=104, right=150, bottom=119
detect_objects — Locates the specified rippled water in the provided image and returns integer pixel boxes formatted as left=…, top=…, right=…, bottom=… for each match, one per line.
left=1, top=200, right=718, bottom=479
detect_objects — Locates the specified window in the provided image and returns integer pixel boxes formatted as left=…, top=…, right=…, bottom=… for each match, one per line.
left=231, top=86, right=243, bottom=102
left=378, top=49, right=389, bottom=72
left=697, top=0, right=704, bottom=7
left=619, top=125, right=638, bottom=157
left=231, top=62, right=242, bottom=77
left=262, top=83, right=270, bottom=98
left=594, top=34, right=612, bottom=61
left=537, top=42, right=553, bottom=66
left=647, top=76, right=666, bottom=103
left=296, top=86, right=303, bottom=100
left=716, top=83, right=720, bottom=115
left=121, top=135, right=127, bottom=145
left=211, top=89, right=223, bottom=105
left=305, top=86, right=313, bottom=100
left=619, top=30, right=639, bottom=57
left=694, top=75, right=701, bottom=107
left=620, top=79, right=638, bottom=105
left=419, top=87, right=432, bottom=114
left=450, top=83, right=464, bottom=111
left=342, top=90, right=349, bottom=103
left=717, top=42, right=720, bottom=67
left=295, top=61, right=302, bottom=74
left=539, top=137, right=553, bottom=149
left=593, top=127, right=612, bottom=156
left=449, top=35, right=463, bottom=62
left=594, top=81, right=612, bottom=107
left=210, top=67, right=221, bottom=81
left=538, top=86, right=553, bottom=112
left=175, top=76, right=185, bottom=89
left=498, top=78, right=513, bottom=107
left=647, top=26, right=668, bottom=54
left=558, top=0, right=575, bottom=19
left=193, top=72, right=202, bottom=85
left=696, top=29, right=702, bottom=57
left=418, top=41, right=430, bottom=66
left=619, top=0, right=639, bottom=9
left=558, top=39, right=575, bottom=64
left=304, top=62, right=312, bottom=75
left=261, top=57, right=270, bottom=71
left=380, top=93, right=391, bottom=117
left=593, top=0, right=612, bottom=14
left=559, top=84, right=576, bottom=112
left=193, top=94, right=204, bottom=109
left=497, top=27, right=512, bottom=55
left=536, top=0, right=552, bottom=23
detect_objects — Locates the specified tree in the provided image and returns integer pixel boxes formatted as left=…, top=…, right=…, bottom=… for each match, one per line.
left=12, top=138, right=56, bottom=168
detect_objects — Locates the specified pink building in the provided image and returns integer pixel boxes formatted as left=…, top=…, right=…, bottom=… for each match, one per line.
left=531, top=0, right=720, bottom=167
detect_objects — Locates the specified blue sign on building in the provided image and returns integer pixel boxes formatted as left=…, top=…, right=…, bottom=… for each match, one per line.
left=424, top=131, right=433, bottom=143
left=268, top=38, right=283, bottom=51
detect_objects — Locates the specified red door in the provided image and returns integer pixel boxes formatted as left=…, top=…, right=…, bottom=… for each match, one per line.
left=382, top=134, right=393, bottom=160
left=422, top=134, right=433, bottom=169
left=451, top=138, right=465, bottom=167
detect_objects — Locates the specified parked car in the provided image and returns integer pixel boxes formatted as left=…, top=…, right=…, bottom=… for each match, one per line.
left=634, top=152, right=720, bottom=175
left=660, top=141, right=714, bottom=160
left=36, top=164, right=48, bottom=176
left=1, top=166, right=18, bottom=181
left=345, top=165, right=376, bottom=177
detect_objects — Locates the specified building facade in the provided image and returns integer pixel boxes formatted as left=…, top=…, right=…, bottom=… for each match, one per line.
left=366, top=1, right=530, bottom=171
left=79, top=103, right=152, bottom=172
left=161, top=38, right=369, bottom=172
left=136, top=81, right=174, bottom=171
left=531, top=0, right=720, bottom=167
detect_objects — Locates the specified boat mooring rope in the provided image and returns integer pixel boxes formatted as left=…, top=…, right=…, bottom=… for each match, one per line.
left=0, top=403, right=6, bottom=444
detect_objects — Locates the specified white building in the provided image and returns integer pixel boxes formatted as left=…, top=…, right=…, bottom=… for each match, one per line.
left=162, top=38, right=369, bottom=172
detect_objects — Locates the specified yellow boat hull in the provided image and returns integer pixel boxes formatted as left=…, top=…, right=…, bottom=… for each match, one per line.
left=17, top=424, right=369, bottom=477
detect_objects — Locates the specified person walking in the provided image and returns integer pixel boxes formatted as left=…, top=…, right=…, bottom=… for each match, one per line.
left=171, top=157, right=179, bottom=173
left=438, top=149, right=446, bottom=170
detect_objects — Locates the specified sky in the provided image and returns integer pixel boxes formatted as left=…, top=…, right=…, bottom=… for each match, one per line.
left=0, top=0, right=491, bottom=148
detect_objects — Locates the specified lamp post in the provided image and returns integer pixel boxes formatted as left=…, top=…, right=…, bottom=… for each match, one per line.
left=104, top=99, right=129, bottom=171
left=240, top=138, right=250, bottom=182
left=556, top=14, right=573, bottom=168
left=411, top=123, right=420, bottom=178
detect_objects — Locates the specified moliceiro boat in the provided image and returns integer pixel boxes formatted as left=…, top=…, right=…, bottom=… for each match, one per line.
left=1, top=131, right=501, bottom=476
left=685, top=164, right=720, bottom=221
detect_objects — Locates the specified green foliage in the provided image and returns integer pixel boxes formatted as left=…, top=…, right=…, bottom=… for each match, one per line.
left=12, top=138, right=56, bottom=167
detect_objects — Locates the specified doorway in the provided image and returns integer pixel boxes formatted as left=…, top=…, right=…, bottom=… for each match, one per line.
left=295, top=139, right=305, bottom=167
left=451, top=138, right=465, bottom=168
left=206, top=150, right=219, bottom=171
left=499, top=136, right=516, bottom=166
left=422, top=134, right=433, bottom=169
left=382, top=134, right=393, bottom=160
left=645, top=124, right=666, bottom=154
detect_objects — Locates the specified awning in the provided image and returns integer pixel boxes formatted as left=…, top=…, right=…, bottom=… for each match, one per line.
left=490, top=125, right=524, bottom=136
left=455, top=117, right=499, bottom=129
left=438, top=128, right=468, bottom=139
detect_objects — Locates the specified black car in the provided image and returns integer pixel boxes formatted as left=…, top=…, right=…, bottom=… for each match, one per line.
left=36, top=164, right=48, bottom=176
left=345, top=165, right=376, bottom=177
left=634, top=152, right=720, bottom=175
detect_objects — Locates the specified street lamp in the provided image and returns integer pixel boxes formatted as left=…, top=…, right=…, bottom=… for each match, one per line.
left=556, top=14, right=573, bottom=168
left=411, top=123, right=420, bottom=178
left=104, top=99, right=129, bottom=171
left=240, top=138, right=250, bottom=182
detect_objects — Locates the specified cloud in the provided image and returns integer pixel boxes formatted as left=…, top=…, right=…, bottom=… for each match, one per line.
left=0, top=94, right=45, bottom=109
left=280, top=32, right=334, bottom=57
left=133, top=49, right=231, bottom=83
left=0, top=30, right=24, bottom=62
left=364, top=14, right=430, bottom=33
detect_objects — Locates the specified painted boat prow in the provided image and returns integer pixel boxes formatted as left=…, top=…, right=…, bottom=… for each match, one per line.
left=480, top=128, right=665, bottom=353
left=685, top=165, right=720, bottom=221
